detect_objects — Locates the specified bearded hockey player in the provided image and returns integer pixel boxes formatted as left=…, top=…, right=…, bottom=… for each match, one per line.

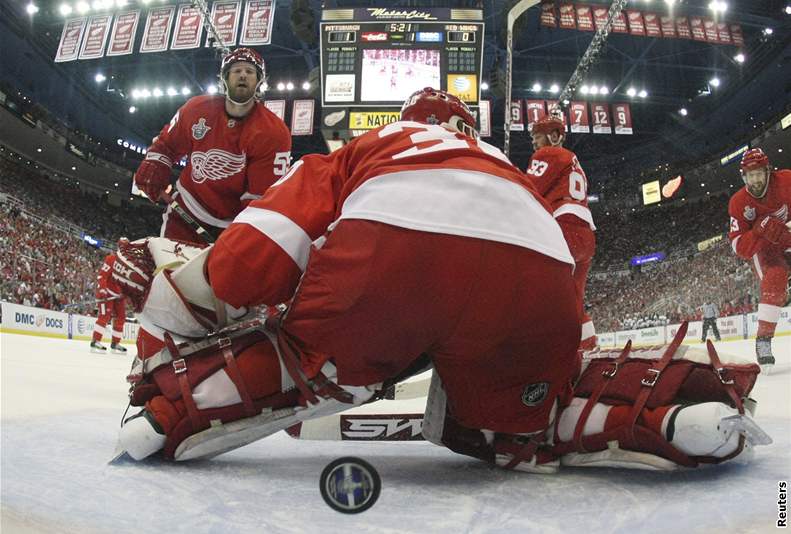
left=526, top=114, right=597, bottom=351
left=133, top=47, right=292, bottom=243
left=728, top=148, right=791, bottom=367
left=110, top=89, right=769, bottom=472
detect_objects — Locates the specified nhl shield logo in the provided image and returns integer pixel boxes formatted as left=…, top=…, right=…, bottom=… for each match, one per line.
left=191, top=118, right=211, bottom=140
left=522, top=382, right=549, bottom=407
left=743, top=205, right=755, bottom=221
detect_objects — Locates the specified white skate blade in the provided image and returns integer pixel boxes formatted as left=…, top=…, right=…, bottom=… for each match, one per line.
left=719, top=414, right=773, bottom=447
left=759, top=363, right=774, bottom=375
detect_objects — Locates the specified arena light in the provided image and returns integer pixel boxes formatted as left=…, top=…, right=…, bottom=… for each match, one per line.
left=679, top=107, right=688, bottom=116
left=152, top=87, right=163, bottom=97
left=140, top=88, right=151, bottom=98
left=626, top=87, right=637, bottom=97
left=734, top=53, right=745, bottom=63
left=26, top=2, right=39, bottom=14
left=708, top=1, right=727, bottom=13
left=664, top=0, right=676, bottom=5
left=166, top=87, right=177, bottom=96
left=302, top=81, right=311, bottom=90
left=276, top=82, right=286, bottom=91
left=115, top=0, right=127, bottom=6
left=76, top=1, right=89, bottom=13
left=181, top=86, right=191, bottom=96
left=549, top=84, right=560, bottom=94
left=286, top=82, right=295, bottom=91
left=589, top=85, right=598, bottom=95
left=531, top=82, right=542, bottom=92
left=95, top=73, right=106, bottom=83
left=638, top=89, right=648, bottom=98
left=786, top=6, right=791, bottom=15
left=600, top=85, right=609, bottom=94
left=709, top=77, right=721, bottom=88
left=763, top=28, right=774, bottom=35
left=480, top=82, right=489, bottom=91
left=206, top=84, right=218, bottom=94
left=580, top=85, right=590, bottom=95
left=59, top=3, right=72, bottom=15
left=129, top=106, right=136, bottom=113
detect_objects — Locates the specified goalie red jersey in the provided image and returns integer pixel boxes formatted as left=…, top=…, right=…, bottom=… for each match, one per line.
left=140, top=95, right=291, bottom=238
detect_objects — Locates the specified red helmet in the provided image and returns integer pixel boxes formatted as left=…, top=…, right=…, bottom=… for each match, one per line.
left=740, top=148, right=769, bottom=171
left=532, top=114, right=565, bottom=137
left=401, top=87, right=477, bottom=137
left=221, top=47, right=265, bottom=81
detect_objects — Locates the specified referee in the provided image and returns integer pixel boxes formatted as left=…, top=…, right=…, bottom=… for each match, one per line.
left=701, top=301, right=721, bottom=342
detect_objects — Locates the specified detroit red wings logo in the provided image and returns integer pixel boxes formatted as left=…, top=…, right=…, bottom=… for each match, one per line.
left=190, top=149, right=246, bottom=183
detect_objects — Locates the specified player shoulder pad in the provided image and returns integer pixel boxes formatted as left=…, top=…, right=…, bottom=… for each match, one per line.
left=534, top=145, right=574, bottom=166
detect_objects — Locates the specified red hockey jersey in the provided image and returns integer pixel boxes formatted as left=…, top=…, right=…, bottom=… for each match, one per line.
left=208, top=120, right=575, bottom=308
left=526, top=146, right=595, bottom=230
left=143, top=95, right=292, bottom=228
left=728, top=169, right=791, bottom=258
left=96, top=254, right=122, bottom=298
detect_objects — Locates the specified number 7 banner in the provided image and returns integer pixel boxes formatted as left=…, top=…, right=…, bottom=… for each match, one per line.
left=612, top=103, right=633, bottom=135
left=569, top=102, right=590, bottom=133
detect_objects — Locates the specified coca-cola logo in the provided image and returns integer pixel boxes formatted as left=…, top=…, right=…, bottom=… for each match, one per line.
left=361, top=32, right=387, bottom=41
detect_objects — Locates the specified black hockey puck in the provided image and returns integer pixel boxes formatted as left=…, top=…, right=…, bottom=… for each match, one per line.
left=319, top=456, right=381, bottom=514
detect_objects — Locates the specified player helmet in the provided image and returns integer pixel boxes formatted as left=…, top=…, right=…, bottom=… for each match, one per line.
left=740, top=148, right=771, bottom=198
left=220, top=47, right=265, bottom=105
left=401, top=87, right=477, bottom=138
left=531, top=114, right=565, bottom=137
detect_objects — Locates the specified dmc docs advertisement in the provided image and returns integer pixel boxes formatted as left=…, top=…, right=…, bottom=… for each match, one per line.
left=1, top=302, right=139, bottom=342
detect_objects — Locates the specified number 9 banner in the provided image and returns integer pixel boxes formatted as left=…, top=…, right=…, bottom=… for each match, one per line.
left=612, top=103, right=633, bottom=135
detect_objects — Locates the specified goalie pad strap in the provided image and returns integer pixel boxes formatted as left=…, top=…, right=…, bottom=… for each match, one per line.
left=572, top=340, right=632, bottom=453
left=626, top=322, right=688, bottom=445
left=221, top=343, right=256, bottom=417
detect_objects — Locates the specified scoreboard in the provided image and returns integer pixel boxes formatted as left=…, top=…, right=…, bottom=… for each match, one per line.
left=319, top=8, right=484, bottom=149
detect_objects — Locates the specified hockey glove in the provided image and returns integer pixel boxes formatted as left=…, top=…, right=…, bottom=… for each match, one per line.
left=112, top=239, right=156, bottom=312
left=755, top=216, right=791, bottom=246
left=134, top=157, right=172, bottom=202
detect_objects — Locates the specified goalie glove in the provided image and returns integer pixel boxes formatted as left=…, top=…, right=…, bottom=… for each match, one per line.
left=112, top=239, right=156, bottom=312
left=134, top=155, right=172, bottom=202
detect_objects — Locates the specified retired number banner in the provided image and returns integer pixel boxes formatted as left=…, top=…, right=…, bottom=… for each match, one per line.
left=703, top=19, right=719, bottom=42
left=730, top=25, right=744, bottom=47
left=206, top=1, right=241, bottom=47
left=591, top=103, right=612, bottom=134
left=478, top=100, right=492, bottom=138
left=545, top=101, right=569, bottom=132
left=525, top=100, right=546, bottom=131
left=264, top=100, right=286, bottom=120
left=240, top=0, right=275, bottom=45
left=291, top=100, right=315, bottom=136
left=79, top=15, right=112, bottom=59
left=613, top=103, right=633, bottom=135
left=659, top=15, right=676, bottom=38
left=171, top=4, right=204, bottom=50
left=716, top=22, right=732, bottom=45
left=689, top=17, right=706, bottom=42
left=140, top=6, right=175, bottom=53
left=107, top=11, right=140, bottom=56
left=676, top=16, right=692, bottom=39
left=569, top=102, right=590, bottom=133
left=509, top=100, right=525, bottom=131
left=55, top=18, right=87, bottom=62
left=627, top=11, right=645, bottom=36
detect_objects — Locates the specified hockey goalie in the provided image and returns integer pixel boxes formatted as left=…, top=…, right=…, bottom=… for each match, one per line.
left=110, top=88, right=770, bottom=471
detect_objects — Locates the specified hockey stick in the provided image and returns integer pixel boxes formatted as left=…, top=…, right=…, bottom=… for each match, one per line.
left=286, top=412, right=426, bottom=441
left=160, top=192, right=218, bottom=244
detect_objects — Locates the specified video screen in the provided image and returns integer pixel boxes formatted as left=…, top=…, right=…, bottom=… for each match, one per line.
left=360, top=49, right=441, bottom=102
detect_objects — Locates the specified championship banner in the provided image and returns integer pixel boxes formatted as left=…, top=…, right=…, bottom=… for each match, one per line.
left=264, top=99, right=286, bottom=120
left=240, top=0, right=275, bottom=46
left=79, top=15, right=112, bottom=59
left=612, top=103, right=633, bottom=135
left=569, top=101, right=590, bottom=133
left=55, top=17, right=87, bottom=62
left=545, top=101, right=568, bottom=131
left=643, top=13, right=661, bottom=38
left=716, top=22, right=732, bottom=44
left=291, top=99, right=315, bottom=136
left=107, top=11, right=140, bottom=56
left=689, top=17, right=706, bottom=42
left=525, top=100, right=546, bottom=131
left=559, top=4, right=576, bottom=30
left=659, top=15, right=676, bottom=38
left=730, top=24, right=744, bottom=47
left=140, top=6, right=175, bottom=53
left=206, top=1, right=241, bottom=48
left=540, top=2, right=557, bottom=28
left=592, top=7, right=608, bottom=31
left=478, top=99, right=491, bottom=138
left=509, top=100, right=524, bottom=131
left=703, top=19, right=719, bottom=42
left=591, top=103, right=612, bottom=134
left=675, top=17, right=692, bottom=39
left=612, top=11, right=628, bottom=33
left=627, top=11, right=645, bottom=36
left=575, top=5, right=594, bottom=31
left=171, top=4, right=204, bottom=50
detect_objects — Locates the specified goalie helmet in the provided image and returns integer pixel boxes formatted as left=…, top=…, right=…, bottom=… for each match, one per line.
left=740, top=148, right=771, bottom=199
left=400, top=87, right=477, bottom=138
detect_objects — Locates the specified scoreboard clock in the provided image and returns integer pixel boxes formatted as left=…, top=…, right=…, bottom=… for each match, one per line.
left=319, top=8, right=484, bottom=149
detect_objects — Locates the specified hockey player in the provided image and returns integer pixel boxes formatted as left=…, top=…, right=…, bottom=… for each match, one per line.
left=111, top=87, right=583, bottom=467
left=527, top=113, right=597, bottom=350
left=90, top=251, right=127, bottom=354
left=134, top=47, right=292, bottom=243
left=727, top=148, right=791, bottom=366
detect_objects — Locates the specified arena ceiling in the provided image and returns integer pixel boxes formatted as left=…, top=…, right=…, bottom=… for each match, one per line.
left=1, top=0, right=789, bottom=199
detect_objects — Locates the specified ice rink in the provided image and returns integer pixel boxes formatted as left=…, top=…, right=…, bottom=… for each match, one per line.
left=1, top=332, right=789, bottom=534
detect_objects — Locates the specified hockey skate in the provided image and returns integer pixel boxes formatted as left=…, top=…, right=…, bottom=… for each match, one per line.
left=110, top=409, right=166, bottom=463
left=110, top=342, right=127, bottom=354
left=755, top=336, right=775, bottom=373
left=90, top=341, right=107, bottom=353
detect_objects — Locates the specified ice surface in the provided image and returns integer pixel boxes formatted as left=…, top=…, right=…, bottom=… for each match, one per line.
left=2, top=333, right=789, bottom=533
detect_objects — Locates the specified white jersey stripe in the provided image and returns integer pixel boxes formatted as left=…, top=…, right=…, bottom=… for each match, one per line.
left=176, top=181, right=234, bottom=229
left=552, top=203, right=597, bottom=231
left=233, top=207, right=313, bottom=271
left=339, top=169, right=575, bottom=266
